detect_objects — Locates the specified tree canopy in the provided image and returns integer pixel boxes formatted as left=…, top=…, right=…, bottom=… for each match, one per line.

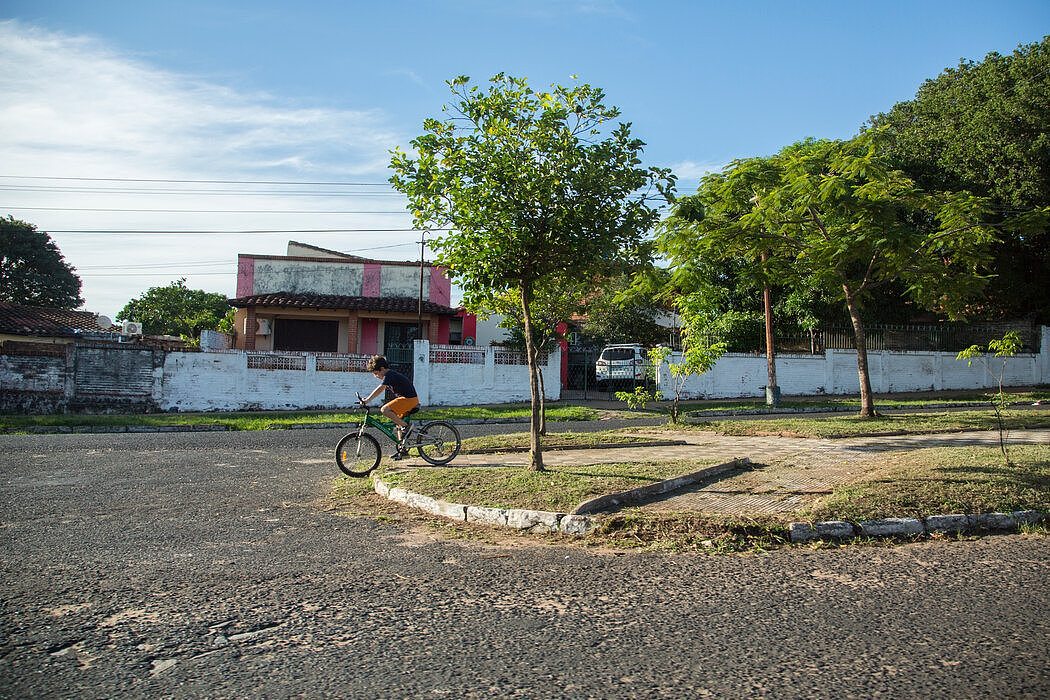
left=868, top=38, right=1050, bottom=320
left=390, top=74, right=673, bottom=469
left=116, top=279, right=233, bottom=342
left=0, top=216, right=83, bottom=309
left=661, top=135, right=997, bottom=416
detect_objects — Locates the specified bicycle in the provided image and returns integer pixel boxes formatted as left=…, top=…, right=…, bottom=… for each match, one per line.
left=335, top=393, right=462, bottom=477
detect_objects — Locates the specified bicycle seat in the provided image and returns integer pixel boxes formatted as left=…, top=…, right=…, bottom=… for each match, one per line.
left=404, top=406, right=421, bottom=419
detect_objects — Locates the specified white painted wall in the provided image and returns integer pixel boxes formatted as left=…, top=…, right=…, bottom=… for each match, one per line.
left=472, top=314, right=511, bottom=346
left=160, top=352, right=376, bottom=412
left=158, top=340, right=561, bottom=411
left=656, top=326, right=1049, bottom=399
left=414, top=340, right=561, bottom=406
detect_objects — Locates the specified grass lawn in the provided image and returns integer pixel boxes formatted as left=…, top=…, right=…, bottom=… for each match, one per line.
left=803, top=444, right=1050, bottom=522
left=676, top=390, right=1050, bottom=415
left=460, top=430, right=670, bottom=453
left=674, top=408, right=1050, bottom=438
left=376, top=460, right=718, bottom=513
left=0, top=403, right=599, bottom=432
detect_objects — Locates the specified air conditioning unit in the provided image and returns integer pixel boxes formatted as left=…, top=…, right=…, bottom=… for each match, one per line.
left=121, top=321, right=143, bottom=336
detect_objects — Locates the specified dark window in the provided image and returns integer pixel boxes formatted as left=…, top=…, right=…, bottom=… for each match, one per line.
left=601, top=348, right=637, bottom=361
left=273, top=319, right=339, bottom=352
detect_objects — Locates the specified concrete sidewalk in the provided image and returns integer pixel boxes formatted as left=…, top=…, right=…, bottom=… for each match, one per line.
left=403, top=428, right=1050, bottom=516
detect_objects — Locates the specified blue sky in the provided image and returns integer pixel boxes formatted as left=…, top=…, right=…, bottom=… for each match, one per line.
left=2, top=1, right=1048, bottom=318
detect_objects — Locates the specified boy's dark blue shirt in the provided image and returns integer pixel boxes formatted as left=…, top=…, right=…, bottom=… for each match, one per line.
left=382, top=369, right=417, bottom=398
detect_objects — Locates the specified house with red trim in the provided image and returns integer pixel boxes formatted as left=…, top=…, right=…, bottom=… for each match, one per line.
left=228, top=241, right=463, bottom=355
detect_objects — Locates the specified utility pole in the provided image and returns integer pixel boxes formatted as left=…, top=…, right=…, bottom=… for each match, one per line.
left=417, top=230, right=426, bottom=341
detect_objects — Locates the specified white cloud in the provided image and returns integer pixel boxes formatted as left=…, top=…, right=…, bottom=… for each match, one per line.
left=668, top=160, right=725, bottom=183
left=0, top=20, right=401, bottom=180
left=0, top=20, right=416, bottom=318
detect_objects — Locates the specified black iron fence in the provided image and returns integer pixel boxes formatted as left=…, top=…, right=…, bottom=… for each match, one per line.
left=695, top=321, right=1041, bottom=355
left=563, top=346, right=655, bottom=400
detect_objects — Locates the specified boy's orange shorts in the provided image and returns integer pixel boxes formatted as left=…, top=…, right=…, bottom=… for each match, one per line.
left=383, top=396, right=419, bottom=418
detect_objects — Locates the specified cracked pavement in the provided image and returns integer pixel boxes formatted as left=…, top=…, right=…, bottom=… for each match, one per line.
left=1, top=427, right=1047, bottom=697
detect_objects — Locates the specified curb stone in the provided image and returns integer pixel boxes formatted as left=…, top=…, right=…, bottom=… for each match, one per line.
left=789, top=510, right=1046, bottom=543
left=374, top=476, right=574, bottom=535
left=571, top=459, right=748, bottom=515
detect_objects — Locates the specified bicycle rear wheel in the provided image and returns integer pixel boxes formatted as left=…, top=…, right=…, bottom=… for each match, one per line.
left=335, top=432, right=381, bottom=477
left=414, top=421, right=461, bottom=466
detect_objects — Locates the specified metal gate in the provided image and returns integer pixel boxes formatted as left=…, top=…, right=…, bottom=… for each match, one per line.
left=562, top=346, right=652, bottom=400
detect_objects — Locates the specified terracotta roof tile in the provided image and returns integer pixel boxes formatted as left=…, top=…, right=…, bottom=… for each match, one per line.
left=0, top=302, right=111, bottom=337
left=227, top=293, right=458, bottom=315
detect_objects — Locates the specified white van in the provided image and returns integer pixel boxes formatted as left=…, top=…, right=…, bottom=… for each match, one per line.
left=595, top=344, right=648, bottom=388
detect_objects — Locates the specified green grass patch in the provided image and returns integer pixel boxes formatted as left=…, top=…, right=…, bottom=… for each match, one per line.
left=675, top=390, right=1050, bottom=414
left=377, top=460, right=716, bottom=513
left=460, top=430, right=664, bottom=453
left=672, top=408, right=1050, bottom=438
left=803, top=445, right=1050, bottom=522
left=0, top=403, right=600, bottom=432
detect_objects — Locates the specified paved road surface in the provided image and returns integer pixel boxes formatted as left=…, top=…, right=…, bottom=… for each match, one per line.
left=1, top=429, right=1047, bottom=697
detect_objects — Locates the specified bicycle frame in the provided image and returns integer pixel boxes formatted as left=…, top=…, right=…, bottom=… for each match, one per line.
left=355, top=406, right=409, bottom=445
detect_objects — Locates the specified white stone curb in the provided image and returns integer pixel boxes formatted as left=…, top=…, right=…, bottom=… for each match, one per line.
left=374, top=477, right=582, bottom=535
left=788, top=510, right=1045, bottom=543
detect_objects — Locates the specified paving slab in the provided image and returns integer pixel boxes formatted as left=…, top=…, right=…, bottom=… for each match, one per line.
left=395, top=428, right=1050, bottom=516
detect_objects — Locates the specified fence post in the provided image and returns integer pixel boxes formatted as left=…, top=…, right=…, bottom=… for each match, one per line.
left=413, top=339, right=430, bottom=405
left=1040, top=325, right=1050, bottom=385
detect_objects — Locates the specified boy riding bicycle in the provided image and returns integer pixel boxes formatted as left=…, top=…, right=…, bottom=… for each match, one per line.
left=360, top=355, right=419, bottom=453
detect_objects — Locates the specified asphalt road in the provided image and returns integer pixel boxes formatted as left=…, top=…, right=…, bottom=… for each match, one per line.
left=1, top=428, right=1047, bottom=698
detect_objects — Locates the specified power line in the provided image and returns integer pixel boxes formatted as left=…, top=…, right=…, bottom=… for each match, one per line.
left=0, top=185, right=407, bottom=197
left=0, top=174, right=394, bottom=187
left=75, top=243, right=421, bottom=270
left=47, top=228, right=449, bottom=234
left=3, top=206, right=410, bottom=214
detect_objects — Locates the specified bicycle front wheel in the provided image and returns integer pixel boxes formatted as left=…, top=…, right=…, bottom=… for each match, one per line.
left=414, top=421, right=461, bottom=466
left=335, top=432, right=381, bottom=477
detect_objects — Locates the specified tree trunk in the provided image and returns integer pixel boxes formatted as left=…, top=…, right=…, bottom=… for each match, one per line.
left=761, top=252, right=780, bottom=407
left=537, top=350, right=547, bottom=436
left=520, top=283, right=545, bottom=471
left=843, top=284, right=878, bottom=418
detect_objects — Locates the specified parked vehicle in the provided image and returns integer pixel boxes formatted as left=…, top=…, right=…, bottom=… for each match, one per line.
left=595, top=344, right=648, bottom=389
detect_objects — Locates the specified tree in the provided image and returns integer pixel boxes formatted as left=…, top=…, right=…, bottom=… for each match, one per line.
left=391, top=74, right=673, bottom=470
left=868, top=39, right=1050, bottom=320
left=116, top=279, right=233, bottom=342
left=0, top=217, right=83, bottom=308
left=580, top=273, right=671, bottom=348
left=957, top=331, right=1023, bottom=465
left=662, top=135, right=997, bottom=417
left=649, top=338, right=725, bottom=424
left=486, top=274, right=588, bottom=434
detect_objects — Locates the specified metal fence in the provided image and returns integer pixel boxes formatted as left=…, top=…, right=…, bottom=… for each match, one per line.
left=563, top=346, right=654, bottom=400
left=697, top=322, right=1041, bottom=355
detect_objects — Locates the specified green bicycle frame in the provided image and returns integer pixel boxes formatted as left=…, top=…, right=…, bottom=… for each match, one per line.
left=356, top=410, right=410, bottom=444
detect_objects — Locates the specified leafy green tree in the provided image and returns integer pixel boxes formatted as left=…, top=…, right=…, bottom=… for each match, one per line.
left=391, top=74, right=673, bottom=470
left=662, top=135, right=997, bottom=417
left=580, top=274, right=671, bottom=347
left=0, top=216, right=83, bottom=308
left=486, top=274, right=588, bottom=434
left=116, top=279, right=232, bottom=343
left=957, top=331, right=1023, bottom=465
left=649, top=340, right=725, bottom=424
left=869, top=39, right=1050, bottom=320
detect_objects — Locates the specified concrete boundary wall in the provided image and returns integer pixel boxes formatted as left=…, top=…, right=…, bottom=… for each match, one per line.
left=658, top=326, right=1049, bottom=400
left=158, top=340, right=560, bottom=411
